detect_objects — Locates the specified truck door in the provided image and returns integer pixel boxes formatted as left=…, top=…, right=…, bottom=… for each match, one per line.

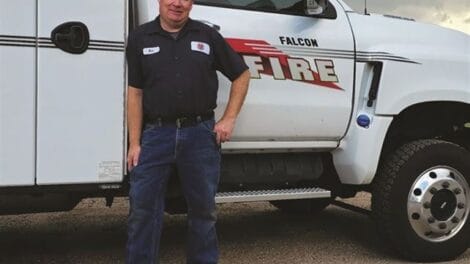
left=36, top=0, right=126, bottom=184
left=0, top=1, right=37, bottom=186
left=190, top=0, right=355, bottom=142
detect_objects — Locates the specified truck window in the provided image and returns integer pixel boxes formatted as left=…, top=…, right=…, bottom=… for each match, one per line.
left=195, top=0, right=336, bottom=18
left=195, top=0, right=306, bottom=15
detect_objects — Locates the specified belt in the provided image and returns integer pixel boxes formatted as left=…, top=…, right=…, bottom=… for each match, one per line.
left=146, top=112, right=214, bottom=128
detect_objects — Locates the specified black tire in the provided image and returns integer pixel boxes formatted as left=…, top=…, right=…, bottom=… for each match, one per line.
left=372, top=139, right=470, bottom=262
left=270, top=198, right=332, bottom=214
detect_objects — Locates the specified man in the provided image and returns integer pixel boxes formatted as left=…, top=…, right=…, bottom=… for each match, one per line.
left=125, top=0, right=250, bottom=263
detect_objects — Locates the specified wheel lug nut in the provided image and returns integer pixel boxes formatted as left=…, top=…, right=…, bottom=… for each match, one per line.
left=442, top=181, right=450, bottom=189
left=454, top=188, right=462, bottom=195
left=439, top=223, right=447, bottom=230
left=429, top=172, right=437, bottom=179
left=412, top=213, right=420, bottom=220
left=430, top=187, right=438, bottom=194
left=458, top=203, right=465, bottom=209
left=423, top=202, right=431, bottom=209
left=452, top=217, right=460, bottom=223
left=428, top=217, right=436, bottom=223
left=413, top=188, right=422, bottom=196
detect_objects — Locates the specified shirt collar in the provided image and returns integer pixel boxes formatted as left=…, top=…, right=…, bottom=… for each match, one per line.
left=145, top=16, right=199, bottom=36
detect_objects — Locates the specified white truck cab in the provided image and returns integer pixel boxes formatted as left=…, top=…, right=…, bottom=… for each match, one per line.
left=1, top=0, right=470, bottom=261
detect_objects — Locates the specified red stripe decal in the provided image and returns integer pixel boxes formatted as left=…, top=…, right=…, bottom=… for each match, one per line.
left=226, top=38, right=341, bottom=90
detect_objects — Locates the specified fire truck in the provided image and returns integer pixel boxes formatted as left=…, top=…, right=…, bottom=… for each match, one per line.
left=1, top=0, right=469, bottom=261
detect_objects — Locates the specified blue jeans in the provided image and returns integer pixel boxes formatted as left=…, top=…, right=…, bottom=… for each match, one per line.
left=126, top=119, right=221, bottom=264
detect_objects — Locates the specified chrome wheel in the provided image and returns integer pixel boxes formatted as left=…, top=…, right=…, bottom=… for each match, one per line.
left=373, top=140, right=470, bottom=261
left=407, top=166, right=470, bottom=242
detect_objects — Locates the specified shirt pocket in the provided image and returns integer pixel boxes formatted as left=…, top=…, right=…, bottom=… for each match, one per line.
left=189, top=41, right=213, bottom=69
left=141, top=52, right=166, bottom=79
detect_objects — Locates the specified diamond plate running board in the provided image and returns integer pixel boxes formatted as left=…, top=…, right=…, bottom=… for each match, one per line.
left=215, top=188, right=330, bottom=204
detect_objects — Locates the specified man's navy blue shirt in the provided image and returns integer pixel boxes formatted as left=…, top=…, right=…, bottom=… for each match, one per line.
left=126, top=17, right=248, bottom=119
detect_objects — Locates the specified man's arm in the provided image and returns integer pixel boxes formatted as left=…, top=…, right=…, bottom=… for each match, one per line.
left=214, top=70, right=250, bottom=144
left=127, top=86, right=143, bottom=170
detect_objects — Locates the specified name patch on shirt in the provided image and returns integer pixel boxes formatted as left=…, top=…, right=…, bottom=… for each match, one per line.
left=191, top=41, right=210, bottom=55
left=143, top=46, right=160, bottom=55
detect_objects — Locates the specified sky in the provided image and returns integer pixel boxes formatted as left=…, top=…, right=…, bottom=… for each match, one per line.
left=342, top=0, right=470, bottom=35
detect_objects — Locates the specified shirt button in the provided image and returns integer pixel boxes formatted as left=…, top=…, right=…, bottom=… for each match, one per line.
left=174, top=56, right=179, bottom=60
left=176, top=73, right=181, bottom=77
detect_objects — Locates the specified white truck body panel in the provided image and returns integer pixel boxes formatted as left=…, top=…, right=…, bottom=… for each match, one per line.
left=333, top=115, right=393, bottom=184
left=348, top=13, right=470, bottom=115
left=0, top=0, right=127, bottom=186
left=331, top=11, right=470, bottom=184
left=36, top=0, right=126, bottom=185
left=0, top=0, right=37, bottom=186
left=332, top=62, right=393, bottom=184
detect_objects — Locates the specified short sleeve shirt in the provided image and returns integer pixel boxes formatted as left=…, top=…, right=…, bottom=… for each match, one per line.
left=126, top=17, right=248, bottom=119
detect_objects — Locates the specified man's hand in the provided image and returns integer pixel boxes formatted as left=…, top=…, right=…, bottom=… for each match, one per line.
left=214, top=117, right=236, bottom=144
left=214, top=70, right=250, bottom=144
left=127, top=144, right=141, bottom=171
left=127, top=86, right=143, bottom=171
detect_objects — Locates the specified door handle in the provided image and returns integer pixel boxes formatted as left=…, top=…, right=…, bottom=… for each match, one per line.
left=51, top=22, right=89, bottom=54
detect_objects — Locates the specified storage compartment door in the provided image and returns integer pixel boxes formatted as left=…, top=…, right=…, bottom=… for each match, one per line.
left=0, top=0, right=37, bottom=186
left=36, top=0, right=126, bottom=184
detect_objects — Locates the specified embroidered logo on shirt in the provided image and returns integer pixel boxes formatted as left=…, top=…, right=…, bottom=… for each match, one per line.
left=191, top=41, right=210, bottom=55
left=143, top=46, right=160, bottom=55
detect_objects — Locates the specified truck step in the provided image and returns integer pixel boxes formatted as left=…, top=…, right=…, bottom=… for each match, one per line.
left=215, top=187, right=330, bottom=203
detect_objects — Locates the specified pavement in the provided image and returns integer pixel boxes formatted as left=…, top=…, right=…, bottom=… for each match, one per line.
left=0, top=193, right=468, bottom=263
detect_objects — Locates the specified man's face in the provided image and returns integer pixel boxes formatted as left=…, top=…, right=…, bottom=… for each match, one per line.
left=159, top=0, right=193, bottom=26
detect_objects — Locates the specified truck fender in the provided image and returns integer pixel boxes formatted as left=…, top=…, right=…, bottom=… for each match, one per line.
left=332, top=115, right=393, bottom=185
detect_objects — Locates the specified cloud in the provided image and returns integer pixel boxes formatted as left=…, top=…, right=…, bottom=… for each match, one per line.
left=432, top=8, right=452, bottom=24
left=436, top=12, right=451, bottom=23
left=342, top=0, right=470, bottom=34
